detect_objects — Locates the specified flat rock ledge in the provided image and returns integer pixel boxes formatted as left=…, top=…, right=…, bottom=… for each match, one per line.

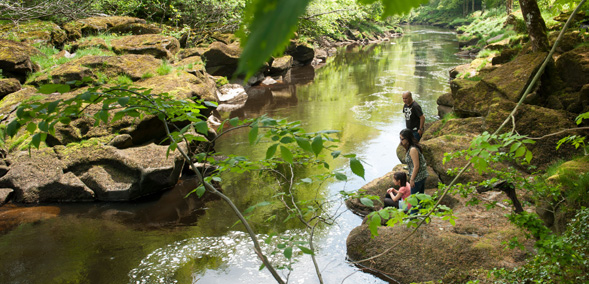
left=0, top=142, right=185, bottom=203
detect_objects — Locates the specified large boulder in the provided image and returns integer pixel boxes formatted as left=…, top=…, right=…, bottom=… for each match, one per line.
left=451, top=79, right=501, bottom=117
left=268, top=55, right=293, bottom=75
left=108, top=23, right=162, bottom=35
left=285, top=41, right=315, bottom=65
left=136, top=71, right=218, bottom=102
left=31, top=54, right=162, bottom=86
left=111, top=34, right=180, bottom=60
left=0, top=39, right=41, bottom=83
left=0, top=78, right=21, bottom=99
left=53, top=142, right=185, bottom=201
left=0, top=20, right=67, bottom=47
left=555, top=46, right=589, bottom=91
left=0, top=148, right=95, bottom=203
left=63, top=16, right=146, bottom=40
left=347, top=202, right=531, bottom=283
left=202, top=42, right=241, bottom=77
left=482, top=52, right=547, bottom=102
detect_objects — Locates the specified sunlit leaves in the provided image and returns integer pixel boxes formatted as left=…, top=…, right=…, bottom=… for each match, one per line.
left=311, top=135, right=323, bottom=156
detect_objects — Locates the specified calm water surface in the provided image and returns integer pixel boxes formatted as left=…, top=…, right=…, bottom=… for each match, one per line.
left=0, top=26, right=470, bottom=284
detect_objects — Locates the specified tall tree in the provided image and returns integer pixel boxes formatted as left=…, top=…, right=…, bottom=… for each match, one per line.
left=520, top=0, right=549, bottom=52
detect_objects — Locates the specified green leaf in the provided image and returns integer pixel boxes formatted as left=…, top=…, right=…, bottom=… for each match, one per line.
left=283, top=246, right=293, bottom=259
left=515, top=146, right=526, bottom=158
left=301, top=178, right=312, bottom=184
left=237, top=0, right=312, bottom=78
left=26, top=122, right=37, bottom=134
left=194, top=121, right=208, bottom=135
left=38, top=84, right=68, bottom=94
left=369, top=214, right=381, bottom=238
left=350, top=158, right=365, bottom=179
left=58, top=116, right=71, bottom=125
left=295, top=137, right=312, bottom=153
left=118, top=97, right=130, bottom=106
left=6, top=120, right=21, bottom=137
left=47, top=100, right=60, bottom=114
left=360, top=197, right=374, bottom=207
left=195, top=186, right=206, bottom=198
left=525, top=150, right=533, bottom=163
left=229, top=117, right=240, bottom=126
left=280, top=136, right=295, bottom=144
left=334, top=172, right=347, bottom=181
left=266, top=143, right=278, bottom=159
left=331, top=151, right=341, bottom=158
left=31, top=133, right=42, bottom=148
left=38, top=120, right=49, bottom=132
left=311, top=135, right=323, bottom=156
left=280, top=145, right=293, bottom=163
left=297, top=246, right=314, bottom=255
left=249, top=125, right=259, bottom=145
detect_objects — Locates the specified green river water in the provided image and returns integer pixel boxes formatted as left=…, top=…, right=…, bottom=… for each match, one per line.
left=0, top=25, right=470, bottom=284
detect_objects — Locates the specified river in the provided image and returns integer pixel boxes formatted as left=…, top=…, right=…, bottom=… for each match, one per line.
left=0, top=25, right=470, bottom=284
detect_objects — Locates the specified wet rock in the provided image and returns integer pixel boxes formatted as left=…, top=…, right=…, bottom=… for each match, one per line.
left=268, top=55, right=293, bottom=75
left=285, top=41, right=315, bottom=65
left=111, top=34, right=180, bottom=60
left=0, top=188, right=13, bottom=205
left=555, top=46, right=589, bottom=91
left=0, top=39, right=41, bottom=83
left=0, top=78, right=21, bottom=98
left=202, top=42, right=241, bottom=77
left=0, top=205, right=60, bottom=232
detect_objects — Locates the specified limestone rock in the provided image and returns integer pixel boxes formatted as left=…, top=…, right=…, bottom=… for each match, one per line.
left=111, top=34, right=180, bottom=60
left=177, top=47, right=207, bottom=60
left=0, top=20, right=66, bottom=46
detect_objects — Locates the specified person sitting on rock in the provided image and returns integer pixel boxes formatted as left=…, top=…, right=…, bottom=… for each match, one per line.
left=384, top=171, right=411, bottom=210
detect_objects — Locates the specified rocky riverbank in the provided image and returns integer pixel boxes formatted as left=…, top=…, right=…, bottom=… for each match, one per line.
left=345, top=15, right=589, bottom=283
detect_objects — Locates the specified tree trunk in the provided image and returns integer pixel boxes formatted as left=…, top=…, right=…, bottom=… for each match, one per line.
left=472, top=0, right=475, bottom=13
left=520, top=0, right=549, bottom=52
left=507, top=0, right=513, bottom=14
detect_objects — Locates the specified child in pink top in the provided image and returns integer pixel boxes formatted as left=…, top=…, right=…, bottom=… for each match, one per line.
left=383, top=172, right=412, bottom=210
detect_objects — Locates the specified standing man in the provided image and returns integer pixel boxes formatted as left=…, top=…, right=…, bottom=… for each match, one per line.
left=402, top=91, right=425, bottom=141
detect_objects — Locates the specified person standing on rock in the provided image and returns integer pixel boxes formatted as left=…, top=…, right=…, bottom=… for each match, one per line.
left=400, top=129, right=428, bottom=195
left=402, top=91, right=425, bottom=141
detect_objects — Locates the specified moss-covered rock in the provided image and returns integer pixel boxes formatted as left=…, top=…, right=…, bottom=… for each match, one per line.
left=111, top=34, right=180, bottom=60
left=452, top=79, right=502, bottom=117
left=136, top=71, right=218, bottom=102
left=0, top=20, right=66, bottom=46
left=0, top=78, right=21, bottom=98
left=285, top=41, right=315, bottom=65
left=555, top=46, right=589, bottom=91
left=31, top=54, right=162, bottom=86
left=63, top=16, right=146, bottom=40
left=347, top=203, right=531, bottom=283
left=0, top=39, right=41, bottom=82
left=268, top=55, right=293, bottom=75
left=482, top=52, right=547, bottom=102
left=108, top=22, right=162, bottom=35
